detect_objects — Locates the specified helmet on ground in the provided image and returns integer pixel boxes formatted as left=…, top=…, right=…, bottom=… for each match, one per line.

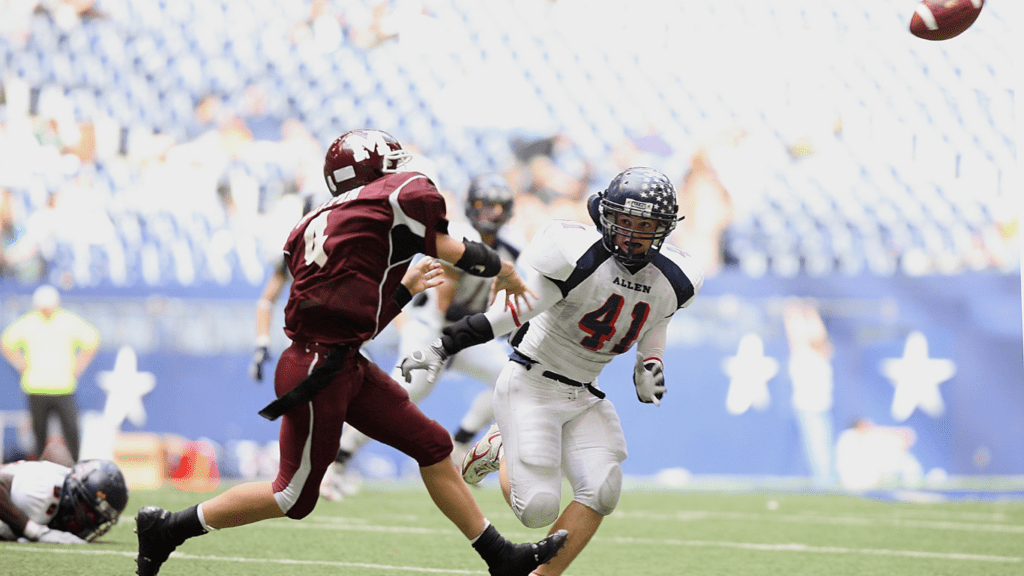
left=323, top=129, right=413, bottom=196
left=52, top=459, right=129, bottom=542
left=465, top=173, right=514, bottom=236
left=587, top=167, right=681, bottom=266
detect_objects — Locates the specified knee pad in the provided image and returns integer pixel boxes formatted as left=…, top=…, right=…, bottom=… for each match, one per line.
left=579, top=463, right=622, bottom=516
left=517, top=491, right=561, bottom=529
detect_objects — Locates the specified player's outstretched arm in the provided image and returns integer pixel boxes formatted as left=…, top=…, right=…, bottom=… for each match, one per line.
left=436, top=232, right=536, bottom=312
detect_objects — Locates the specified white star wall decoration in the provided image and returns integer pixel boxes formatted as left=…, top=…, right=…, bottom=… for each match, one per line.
left=97, top=345, right=156, bottom=427
left=723, top=333, right=778, bottom=415
left=880, top=331, right=955, bottom=422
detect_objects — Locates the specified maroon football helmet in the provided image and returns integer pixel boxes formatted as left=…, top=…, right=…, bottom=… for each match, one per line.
left=323, top=129, right=413, bottom=196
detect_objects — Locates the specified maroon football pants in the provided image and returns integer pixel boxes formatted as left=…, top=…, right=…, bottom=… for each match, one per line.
left=271, top=341, right=452, bottom=518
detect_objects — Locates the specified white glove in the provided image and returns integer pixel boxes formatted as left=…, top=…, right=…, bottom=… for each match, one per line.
left=37, top=529, right=87, bottom=544
left=399, top=338, right=448, bottom=386
left=633, top=354, right=666, bottom=406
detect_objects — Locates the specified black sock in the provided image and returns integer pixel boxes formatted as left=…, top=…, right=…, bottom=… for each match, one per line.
left=166, top=505, right=208, bottom=542
left=453, top=428, right=476, bottom=444
left=471, top=524, right=506, bottom=563
left=335, top=450, right=352, bottom=466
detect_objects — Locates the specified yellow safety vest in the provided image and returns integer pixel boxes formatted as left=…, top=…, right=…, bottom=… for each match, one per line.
left=1, top=309, right=99, bottom=395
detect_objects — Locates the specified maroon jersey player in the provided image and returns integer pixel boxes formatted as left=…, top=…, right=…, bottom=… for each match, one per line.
left=282, top=169, right=448, bottom=345
left=133, top=130, right=565, bottom=576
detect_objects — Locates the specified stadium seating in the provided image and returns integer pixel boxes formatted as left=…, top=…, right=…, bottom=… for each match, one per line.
left=0, top=0, right=1015, bottom=289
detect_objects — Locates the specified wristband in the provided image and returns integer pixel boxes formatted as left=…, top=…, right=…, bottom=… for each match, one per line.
left=392, top=283, right=413, bottom=307
left=255, top=335, right=271, bottom=347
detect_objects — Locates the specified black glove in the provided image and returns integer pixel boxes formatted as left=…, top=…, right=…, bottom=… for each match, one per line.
left=250, top=345, right=270, bottom=382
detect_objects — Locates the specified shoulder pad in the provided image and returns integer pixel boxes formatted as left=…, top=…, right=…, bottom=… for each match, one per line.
left=524, top=220, right=600, bottom=282
left=496, top=224, right=527, bottom=253
left=659, top=244, right=705, bottom=305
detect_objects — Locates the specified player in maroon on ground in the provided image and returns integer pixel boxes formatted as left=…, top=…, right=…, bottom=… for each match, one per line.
left=133, top=129, right=566, bottom=576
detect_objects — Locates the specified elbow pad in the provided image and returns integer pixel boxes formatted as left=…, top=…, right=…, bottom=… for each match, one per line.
left=439, top=313, right=495, bottom=354
left=454, top=240, right=502, bottom=277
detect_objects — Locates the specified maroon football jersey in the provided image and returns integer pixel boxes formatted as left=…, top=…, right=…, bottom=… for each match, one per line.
left=282, top=172, right=448, bottom=345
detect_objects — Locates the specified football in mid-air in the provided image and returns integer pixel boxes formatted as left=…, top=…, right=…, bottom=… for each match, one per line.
left=909, top=0, right=984, bottom=41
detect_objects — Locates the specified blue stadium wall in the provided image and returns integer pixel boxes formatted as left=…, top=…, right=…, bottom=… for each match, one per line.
left=2, top=270, right=1021, bottom=477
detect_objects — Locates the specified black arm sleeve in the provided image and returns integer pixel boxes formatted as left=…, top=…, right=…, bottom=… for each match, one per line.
left=439, top=313, right=495, bottom=355
left=454, top=240, right=502, bottom=277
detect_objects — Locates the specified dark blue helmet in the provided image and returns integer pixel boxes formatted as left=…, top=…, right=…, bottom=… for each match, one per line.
left=52, top=459, right=128, bottom=542
left=587, top=167, right=681, bottom=265
left=465, top=173, right=514, bottom=236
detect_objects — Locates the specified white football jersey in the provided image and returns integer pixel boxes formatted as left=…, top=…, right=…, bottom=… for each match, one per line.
left=512, top=220, right=703, bottom=383
left=0, top=460, right=68, bottom=540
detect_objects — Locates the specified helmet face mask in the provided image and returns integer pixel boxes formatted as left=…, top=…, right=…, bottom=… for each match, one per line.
left=465, top=174, right=514, bottom=236
left=323, top=129, right=412, bottom=196
left=590, top=167, right=680, bottom=266
left=52, top=460, right=128, bottom=542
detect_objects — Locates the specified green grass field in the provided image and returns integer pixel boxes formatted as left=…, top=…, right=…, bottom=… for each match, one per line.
left=4, top=480, right=1023, bottom=576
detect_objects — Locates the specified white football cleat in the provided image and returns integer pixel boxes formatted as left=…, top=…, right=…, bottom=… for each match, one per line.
left=461, top=423, right=503, bottom=485
left=319, top=462, right=361, bottom=501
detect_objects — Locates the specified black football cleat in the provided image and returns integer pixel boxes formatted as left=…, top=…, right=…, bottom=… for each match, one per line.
left=486, top=528, right=568, bottom=576
left=135, top=506, right=181, bottom=576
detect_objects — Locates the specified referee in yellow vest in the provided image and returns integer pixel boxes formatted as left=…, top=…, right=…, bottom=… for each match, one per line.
left=1, top=285, right=99, bottom=462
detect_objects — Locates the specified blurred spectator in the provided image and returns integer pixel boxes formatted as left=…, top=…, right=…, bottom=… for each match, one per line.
left=835, top=418, right=923, bottom=491
left=240, top=83, right=283, bottom=143
left=0, top=187, right=32, bottom=279
left=783, top=297, right=835, bottom=487
left=673, top=141, right=736, bottom=278
left=183, top=93, right=225, bottom=143
left=1, top=285, right=99, bottom=462
left=340, top=0, right=400, bottom=50
left=289, top=0, right=343, bottom=52
left=0, top=0, right=39, bottom=45
left=36, top=0, right=101, bottom=32
left=0, top=190, right=58, bottom=283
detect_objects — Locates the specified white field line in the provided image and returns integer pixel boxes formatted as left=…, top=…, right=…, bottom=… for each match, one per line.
left=612, top=509, right=1024, bottom=534
left=0, top=545, right=486, bottom=574
left=4, top=509, right=1022, bottom=574
left=600, top=536, right=1021, bottom=563
left=3, top=526, right=1020, bottom=575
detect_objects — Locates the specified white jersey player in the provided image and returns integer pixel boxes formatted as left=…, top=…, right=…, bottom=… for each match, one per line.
left=400, top=167, right=703, bottom=576
left=321, top=173, right=523, bottom=500
left=0, top=458, right=128, bottom=544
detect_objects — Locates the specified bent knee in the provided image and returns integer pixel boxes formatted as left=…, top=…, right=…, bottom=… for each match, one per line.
left=579, top=463, right=622, bottom=516
left=284, top=500, right=315, bottom=520
left=517, top=491, right=561, bottom=529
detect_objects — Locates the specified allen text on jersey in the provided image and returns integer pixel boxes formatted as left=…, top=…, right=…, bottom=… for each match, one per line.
left=612, top=277, right=652, bottom=293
